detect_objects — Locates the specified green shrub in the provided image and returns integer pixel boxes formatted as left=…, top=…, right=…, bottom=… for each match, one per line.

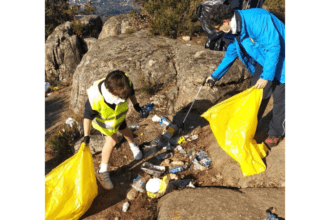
left=46, top=123, right=80, bottom=157
left=125, top=28, right=135, bottom=35
left=138, top=0, right=203, bottom=38
left=45, top=0, right=96, bottom=40
left=45, top=0, right=73, bottom=39
left=72, top=20, right=84, bottom=37
left=264, top=0, right=285, bottom=23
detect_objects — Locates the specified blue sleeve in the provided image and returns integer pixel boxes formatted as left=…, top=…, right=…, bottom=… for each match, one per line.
left=211, top=42, right=238, bottom=81
left=251, top=13, right=282, bottom=81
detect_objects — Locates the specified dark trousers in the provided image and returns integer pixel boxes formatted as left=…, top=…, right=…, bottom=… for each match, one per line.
left=252, top=63, right=285, bottom=137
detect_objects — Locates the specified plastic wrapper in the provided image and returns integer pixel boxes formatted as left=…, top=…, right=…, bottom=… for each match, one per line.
left=191, top=158, right=206, bottom=171
left=201, top=87, right=268, bottom=177
left=131, top=176, right=146, bottom=192
left=159, top=116, right=171, bottom=127
left=45, top=143, right=98, bottom=220
left=175, top=145, right=187, bottom=157
left=196, top=150, right=212, bottom=168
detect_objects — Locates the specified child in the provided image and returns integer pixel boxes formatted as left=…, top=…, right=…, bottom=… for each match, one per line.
left=82, top=70, right=143, bottom=190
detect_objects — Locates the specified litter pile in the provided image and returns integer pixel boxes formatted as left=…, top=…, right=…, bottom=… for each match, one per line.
left=123, top=114, right=212, bottom=212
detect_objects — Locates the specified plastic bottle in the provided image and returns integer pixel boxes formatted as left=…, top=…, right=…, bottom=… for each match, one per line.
left=127, top=123, right=139, bottom=130
left=122, top=202, right=130, bottom=212
left=159, top=116, right=171, bottom=127
left=142, top=103, right=154, bottom=111
left=140, top=103, right=154, bottom=118
left=171, top=179, right=194, bottom=187
left=170, top=165, right=188, bottom=174
left=150, top=136, right=168, bottom=150
left=263, top=212, right=279, bottom=220
left=162, top=124, right=178, bottom=140
left=175, top=145, right=187, bottom=157
left=156, top=152, right=173, bottom=160
left=141, top=162, right=166, bottom=177
left=131, top=175, right=146, bottom=192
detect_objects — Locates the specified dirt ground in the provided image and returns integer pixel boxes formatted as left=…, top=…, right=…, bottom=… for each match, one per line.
left=45, top=84, right=278, bottom=220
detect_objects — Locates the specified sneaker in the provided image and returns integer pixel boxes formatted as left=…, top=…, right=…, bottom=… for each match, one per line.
left=264, top=135, right=282, bottom=148
left=96, top=171, right=114, bottom=190
left=130, top=143, right=143, bottom=160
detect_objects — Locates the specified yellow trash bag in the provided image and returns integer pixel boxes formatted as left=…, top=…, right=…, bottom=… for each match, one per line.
left=45, top=143, right=98, bottom=220
left=201, top=87, right=268, bottom=177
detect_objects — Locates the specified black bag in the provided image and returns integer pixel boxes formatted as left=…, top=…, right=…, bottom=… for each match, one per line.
left=196, top=0, right=263, bottom=51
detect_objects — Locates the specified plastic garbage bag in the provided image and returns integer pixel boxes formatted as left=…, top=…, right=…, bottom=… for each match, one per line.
left=45, top=143, right=98, bottom=220
left=201, top=87, right=268, bottom=177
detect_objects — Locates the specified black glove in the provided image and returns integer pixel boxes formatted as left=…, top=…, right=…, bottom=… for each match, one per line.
left=206, top=76, right=215, bottom=88
left=133, top=103, right=141, bottom=113
left=82, top=136, right=90, bottom=145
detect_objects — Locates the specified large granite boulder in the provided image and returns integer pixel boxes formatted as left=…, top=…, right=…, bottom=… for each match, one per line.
left=157, top=188, right=285, bottom=220
left=70, top=30, right=251, bottom=118
left=98, top=14, right=135, bottom=39
left=45, top=21, right=83, bottom=82
left=45, top=15, right=103, bottom=82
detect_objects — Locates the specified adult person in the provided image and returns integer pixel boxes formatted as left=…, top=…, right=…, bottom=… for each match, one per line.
left=197, top=0, right=264, bottom=51
left=82, top=70, right=144, bottom=190
left=205, top=5, right=285, bottom=148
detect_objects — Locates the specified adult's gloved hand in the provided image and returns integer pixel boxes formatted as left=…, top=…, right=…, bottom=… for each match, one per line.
left=82, top=136, right=90, bottom=145
left=133, top=103, right=142, bottom=113
left=206, top=76, right=215, bottom=88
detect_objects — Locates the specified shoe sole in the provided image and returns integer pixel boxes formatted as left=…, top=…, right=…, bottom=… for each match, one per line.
left=96, top=173, right=114, bottom=190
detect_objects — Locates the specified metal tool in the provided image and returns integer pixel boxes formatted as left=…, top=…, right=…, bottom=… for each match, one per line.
left=179, top=76, right=207, bottom=134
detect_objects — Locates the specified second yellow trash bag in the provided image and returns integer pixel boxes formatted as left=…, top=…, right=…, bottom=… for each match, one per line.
left=45, top=143, right=98, bottom=220
left=201, top=87, right=268, bottom=177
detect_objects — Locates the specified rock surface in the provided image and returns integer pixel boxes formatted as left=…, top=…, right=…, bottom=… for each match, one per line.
left=157, top=187, right=285, bottom=220
left=45, top=15, right=103, bottom=81
left=70, top=30, right=251, bottom=118
left=45, top=21, right=83, bottom=81
left=98, top=14, right=134, bottom=39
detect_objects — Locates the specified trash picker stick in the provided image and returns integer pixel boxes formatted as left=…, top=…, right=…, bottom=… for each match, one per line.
left=181, top=77, right=207, bottom=131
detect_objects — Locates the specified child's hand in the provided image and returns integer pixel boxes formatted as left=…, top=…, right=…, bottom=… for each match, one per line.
left=133, top=103, right=142, bottom=113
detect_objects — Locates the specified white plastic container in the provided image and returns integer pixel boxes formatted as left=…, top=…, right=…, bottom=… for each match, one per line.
left=122, top=202, right=130, bottom=212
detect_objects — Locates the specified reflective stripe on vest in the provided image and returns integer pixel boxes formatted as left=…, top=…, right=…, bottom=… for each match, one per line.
left=95, top=109, right=128, bottom=121
left=92, top=118, right=125, bottom=130
left=87, top=76, right=131, bottom=136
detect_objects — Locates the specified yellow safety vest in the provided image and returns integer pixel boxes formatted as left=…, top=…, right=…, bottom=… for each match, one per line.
left=86, top=77, right=130, bottom=136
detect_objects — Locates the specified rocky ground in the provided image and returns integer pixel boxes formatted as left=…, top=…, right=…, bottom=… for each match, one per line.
left=45, top=83, right=285, bottom=220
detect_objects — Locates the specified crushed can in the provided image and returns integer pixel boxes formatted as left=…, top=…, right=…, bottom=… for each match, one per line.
left=141, top=162, right=166, bottom=177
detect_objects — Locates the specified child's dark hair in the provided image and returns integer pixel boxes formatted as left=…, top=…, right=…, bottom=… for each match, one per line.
left=206, top=4, right=234, bottom=27
left=104, top=70, right=131, bottom=100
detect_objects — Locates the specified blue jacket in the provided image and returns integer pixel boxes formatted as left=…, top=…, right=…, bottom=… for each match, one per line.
left=211, top=9, right=285, bottom=83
